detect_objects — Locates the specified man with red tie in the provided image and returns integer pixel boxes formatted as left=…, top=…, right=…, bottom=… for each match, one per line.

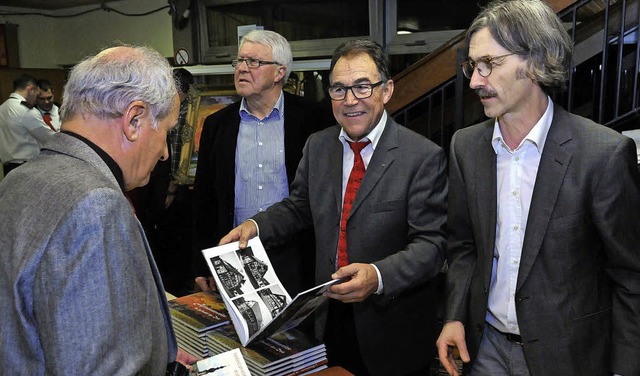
left=215, top=39, right=448, bottom=376
left=36, top=79, right=61, bottom=132
left=0, top=74, right=55, bottom=175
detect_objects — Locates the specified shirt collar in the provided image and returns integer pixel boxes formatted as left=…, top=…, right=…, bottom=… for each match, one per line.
left=339, top=110, right=387, bottom=149
left=492, top=97, right=554, bottom=154
left=9, top=93, right=26, bottom=102
left=239, top=91, right=284, bottom=121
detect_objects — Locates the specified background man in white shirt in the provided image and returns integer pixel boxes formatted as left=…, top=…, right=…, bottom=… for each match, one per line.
left=0, top=74, right=55, bottom=175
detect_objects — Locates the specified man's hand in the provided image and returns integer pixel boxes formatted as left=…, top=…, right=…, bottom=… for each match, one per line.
left=436, top=321, right=470, bottom=376
left=219, top=220, right=258, bottom=248
left=194, top=276, right=216, bottom=292
left=176, top=348, right=197, bottom=369
left=324, top=263, right=378, bottom=303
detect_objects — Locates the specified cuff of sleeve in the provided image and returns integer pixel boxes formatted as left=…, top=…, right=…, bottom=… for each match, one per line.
left=371, top=263, right=383, bottom=295
left=246, top=218, right=260, bottom=238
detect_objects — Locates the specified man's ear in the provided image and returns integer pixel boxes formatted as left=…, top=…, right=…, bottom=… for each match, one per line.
left=382, top=80, right=394, bottom=105
left=122, top=100, right=146, bottom=142
left=274, top=66, right=287, bottom=84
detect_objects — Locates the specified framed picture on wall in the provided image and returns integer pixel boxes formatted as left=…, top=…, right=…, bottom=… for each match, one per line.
left=175, top=86, right=239, bottom=185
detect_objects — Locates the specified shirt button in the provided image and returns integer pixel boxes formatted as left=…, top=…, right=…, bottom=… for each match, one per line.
left=258, top=164, right=263, bottom=168
left=258, top=185, right=263, bottom=190
left=258, top=142, right=263, bottom=146
left=512, top=191, right=517, bottom=196
left=515, top=156, right=520, bottom=161
left=513, top=225, right=519, bottom=231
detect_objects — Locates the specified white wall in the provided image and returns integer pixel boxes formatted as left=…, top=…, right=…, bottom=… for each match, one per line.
left=0, top=0, right=173, bottom=68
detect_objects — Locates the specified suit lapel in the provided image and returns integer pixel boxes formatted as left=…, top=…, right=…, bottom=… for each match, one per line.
left=348, top=118, right=396, bottom=218
left=516, top=107, right=574, bottom=291
left=474, top=122, right=498, bottom=291
left=329, top=130, right=345, bottom=216
left=222, top=109, right=241, bottom=198
left=282, top=93, right=302, bottom=185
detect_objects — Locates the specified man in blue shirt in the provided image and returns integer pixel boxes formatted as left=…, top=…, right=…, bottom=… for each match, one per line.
left=193, top=30, right=329, bottom=295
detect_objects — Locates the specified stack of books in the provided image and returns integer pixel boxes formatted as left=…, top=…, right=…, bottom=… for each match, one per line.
left=168, top=291, right=230, bottom=359
left=206, top=324, right=328, bottom=376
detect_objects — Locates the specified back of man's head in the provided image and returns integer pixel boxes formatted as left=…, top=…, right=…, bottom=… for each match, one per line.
left=60, top=45, right=178, bottom=125
left=173, top=68, right=194, bottom=95
left=240, top=29, right=293, bottom=82
left=13, top=74, right=36, bottom=92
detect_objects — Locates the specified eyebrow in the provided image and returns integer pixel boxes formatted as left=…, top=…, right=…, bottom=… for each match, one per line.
left=330, top=77, right=377, bottom=86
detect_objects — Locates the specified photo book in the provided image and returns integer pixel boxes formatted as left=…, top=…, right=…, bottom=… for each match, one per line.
left=202, top=237, right=344, bottom=346
left=168, top=291, right=230, bottom=358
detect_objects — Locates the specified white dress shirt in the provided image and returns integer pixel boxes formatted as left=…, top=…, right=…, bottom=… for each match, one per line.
left=38, top=104, right=62, bottom=132
left=486, top=98, right=554, bottom=335
left=337, top=110, right=388, bottom=294
left=0, top=93, right=55, bottom=164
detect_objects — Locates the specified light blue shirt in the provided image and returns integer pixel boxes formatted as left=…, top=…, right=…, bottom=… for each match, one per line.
left=486, top=98, right=554, bottom=335
left=234, top=92, right=288, bottom=227
left=337, top=110, right=388, bottom=294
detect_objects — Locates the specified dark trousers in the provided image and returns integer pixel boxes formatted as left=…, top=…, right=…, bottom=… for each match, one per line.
left=324, top=299, right=370, bottom=376
left=324, top=299, right=435, bottom=376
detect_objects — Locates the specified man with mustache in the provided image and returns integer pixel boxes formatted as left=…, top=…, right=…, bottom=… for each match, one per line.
left=436, top=1, right=640, bottom=375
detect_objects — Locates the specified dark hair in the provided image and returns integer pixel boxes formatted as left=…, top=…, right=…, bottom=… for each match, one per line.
left=329, top=39, right=391, bottom=83
left=13, top=74, right=36, bottom=91
left=466, top=0, right=573, bottom=92
left=173, top=68, right=194, bottom=94
left=36, top=79, right=53, bottom=92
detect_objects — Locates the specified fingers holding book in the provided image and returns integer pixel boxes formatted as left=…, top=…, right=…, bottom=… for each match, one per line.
left=325, top=263, right=378, bottom=303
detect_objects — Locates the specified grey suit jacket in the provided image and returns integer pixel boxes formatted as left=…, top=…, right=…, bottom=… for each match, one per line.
left=253, top=117, right=448, bottom=375
left=445, top=106, right=640, bottom=376
left=0, top=133, right=177, bottom=375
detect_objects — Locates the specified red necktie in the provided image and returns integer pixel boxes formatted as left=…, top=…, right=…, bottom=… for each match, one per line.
left=42, top=113, right=55, bottom=132
left=337, top=140, right=370, bottom=268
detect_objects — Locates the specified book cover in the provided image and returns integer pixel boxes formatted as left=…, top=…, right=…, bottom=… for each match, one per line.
left=169, top=291, right=230, bottom=333
left=202, top=238, right=345, bottom=346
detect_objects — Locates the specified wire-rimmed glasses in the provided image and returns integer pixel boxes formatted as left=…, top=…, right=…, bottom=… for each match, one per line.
left=460, top=53, right=517, bottom=79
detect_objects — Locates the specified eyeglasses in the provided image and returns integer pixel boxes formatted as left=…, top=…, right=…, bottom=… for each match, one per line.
left=231, top=58, right=281, bottom=69
left=327, top=81, right=384, bottom=101
left=460, top=53, right=517, bottom=79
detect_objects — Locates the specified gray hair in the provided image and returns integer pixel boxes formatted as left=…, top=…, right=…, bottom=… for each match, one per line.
left=240, top=30, right=293, bottom=82
left=60, top=45, right=178, bottom=127
left=466, top=0, right=573, bottom=92
left=329, top=39, right=391, bottom=84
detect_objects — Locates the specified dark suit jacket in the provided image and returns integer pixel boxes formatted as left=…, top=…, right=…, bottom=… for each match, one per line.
left=445, top=105, right=640, bottom=376
left=252, top=117, right=448, bottom=375
left=193, top=92, right=328, bottom=294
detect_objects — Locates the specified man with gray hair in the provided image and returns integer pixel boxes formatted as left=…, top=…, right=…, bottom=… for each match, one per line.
left=0, top=45, right=195, bottom=374
left=437, top=1, right=640, bottom=375
left=193, top=29, right=328, bottom=295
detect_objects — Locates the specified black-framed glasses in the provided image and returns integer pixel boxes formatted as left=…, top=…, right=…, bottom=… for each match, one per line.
left=231, top=58, right=281, bottom=69
left=460, top=53, right=517, bottom=79
left=327, top=81, right=384, bottom=101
